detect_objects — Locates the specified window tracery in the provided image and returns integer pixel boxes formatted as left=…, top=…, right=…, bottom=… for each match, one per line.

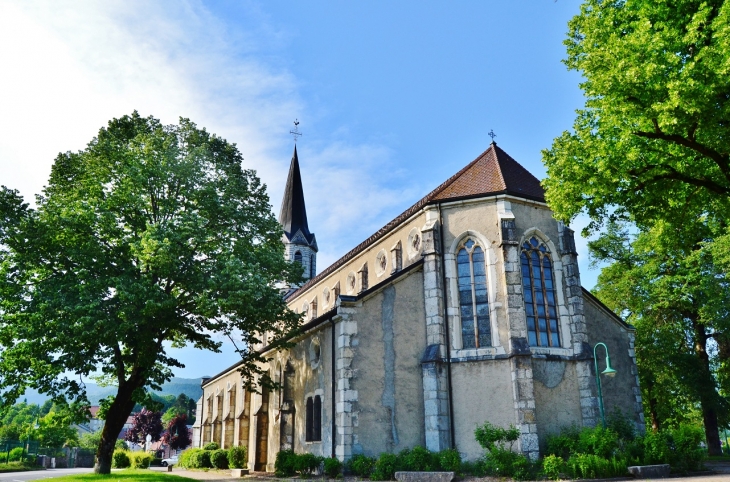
left=456, top=238, right=490, bottom=348
left=521, top=236, right=560, bottom=347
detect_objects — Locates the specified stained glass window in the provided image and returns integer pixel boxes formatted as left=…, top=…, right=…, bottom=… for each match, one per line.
left=457, top=239, right=491, bottom=349
left=521, top=236, right=560, bottom=347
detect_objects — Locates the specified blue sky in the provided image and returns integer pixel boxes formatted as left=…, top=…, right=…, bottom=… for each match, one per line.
left=0, top=1, right=592, bottom=379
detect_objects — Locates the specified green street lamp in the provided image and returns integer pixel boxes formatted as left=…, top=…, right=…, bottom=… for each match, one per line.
left=593, top=342, right=617, bottom=428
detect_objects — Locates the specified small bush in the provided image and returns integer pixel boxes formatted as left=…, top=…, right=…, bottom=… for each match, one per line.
left=607, top=408, right=636, bottom=441
left=180, top=448, right=212, bottom=469
left=671, top=424, right=705, bottom=472
left=275, top=449, right=297, bottom=477
left=151, top=457, right=162, bottom=466
left=128, top=451, right=153, bottom=469
left=7, top=447, right=24, bottom=462
left=202, top=442, right=219, bottom=451
left=112, top=449, right=130, bottom=468
left=438, top=448, right=461, bottom=472
left=371, top=452, right=398, bottom=481
left=475, top=421, right=520, bottom=452
left=324, top=457, right=342, bottom=478
left=577, top=426, right=619, bottom=458
left=400, top=445, right=439, bottom=471
left=347, top=453, right=376, bottom=477
left=294, top=453, right=323, bottom=476
left=228, top=445, right=247, bottom=469
left=542, top=454, right=564, bottom=480
left=545, top=426, right=580, bottom=459
left=210, top=449, right=229, bottom=469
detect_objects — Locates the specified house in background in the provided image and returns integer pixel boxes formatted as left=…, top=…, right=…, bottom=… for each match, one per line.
left=192, top=142, right=643, bottom=471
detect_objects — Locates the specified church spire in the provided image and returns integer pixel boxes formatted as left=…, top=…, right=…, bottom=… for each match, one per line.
left=279, top=143, right=317, bottom=281
left=279, top=145, right=314, bottom=243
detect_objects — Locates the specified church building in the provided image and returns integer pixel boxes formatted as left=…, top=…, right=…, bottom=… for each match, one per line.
left=191, top=142, right=644, bottom=471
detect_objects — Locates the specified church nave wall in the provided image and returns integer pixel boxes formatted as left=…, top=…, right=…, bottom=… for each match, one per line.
left=350, top=270, right=427, bottom=457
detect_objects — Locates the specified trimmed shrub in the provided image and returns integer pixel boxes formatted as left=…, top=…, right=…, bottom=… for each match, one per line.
left=203, top=442, right=220, bottom=451
left=474, top=420, right=531, bottom=479
left=399, top=445, right=439, bottom=471
left=112, top=449, right=130, bottom=468
left=180, top=448, right=212, bottom=469
left=438, top=448, right=461, bottom=472
left=371, top=452, right=397, bottom=481
left=294, top=453, right=323, bottom=476
left=128, top=451, right=153, bottom=469
left=7, top=447, right=24, bottom=462
left=210, top=449, right=229, bottom=469
left=228, top=445, right=247, bottom=469
left=347, top=453, right=376, bottom=477
left=275, top=449, right=296, bottom=477
left=323, top=457, right=342, bottom=478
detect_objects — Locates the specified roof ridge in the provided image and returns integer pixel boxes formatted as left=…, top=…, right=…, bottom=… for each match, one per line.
left=285, top=144, right=541, bottom=300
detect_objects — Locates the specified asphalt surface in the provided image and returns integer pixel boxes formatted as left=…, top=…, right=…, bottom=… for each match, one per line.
left=0, top=468, right=93, bottom=481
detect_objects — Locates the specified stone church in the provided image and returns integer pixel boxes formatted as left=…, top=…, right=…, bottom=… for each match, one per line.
left=191, top=142, right=644, bottom=471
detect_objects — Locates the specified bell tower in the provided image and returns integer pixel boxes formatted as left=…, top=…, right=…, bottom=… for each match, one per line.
left=279, top=145, right=318, bottom=281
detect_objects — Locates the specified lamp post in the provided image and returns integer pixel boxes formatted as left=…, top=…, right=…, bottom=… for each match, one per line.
left=593, top=342, right=617, bottom=428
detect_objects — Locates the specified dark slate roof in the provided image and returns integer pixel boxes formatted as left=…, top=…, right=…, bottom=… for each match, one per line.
left=285, top=143, right=545, bottom=300
left=279, top=146, right=315, bottom=245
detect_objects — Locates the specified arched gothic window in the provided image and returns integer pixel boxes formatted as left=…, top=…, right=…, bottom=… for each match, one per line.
left=521, top=236, right=560, bottom=347
left=294, top=251, right=302, bottom=264
left=310, top=254, right=316, bottom=278
left=457, top=238, right=490, bottom=348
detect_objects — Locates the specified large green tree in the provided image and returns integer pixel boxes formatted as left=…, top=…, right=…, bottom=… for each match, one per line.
left=590, top=219, right=730, bottom=453
left=542, top=0, right=730, bottom=231
left=0, top=112, right=301, bottom=473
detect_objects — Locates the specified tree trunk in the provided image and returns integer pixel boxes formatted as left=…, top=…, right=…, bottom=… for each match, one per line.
left=693, top=319, right=723, bottom=456
left=94, top=376, right=144, bottom=474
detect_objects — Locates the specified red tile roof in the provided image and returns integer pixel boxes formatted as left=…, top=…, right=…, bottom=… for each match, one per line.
left=286, top=143, right=544, bottom=300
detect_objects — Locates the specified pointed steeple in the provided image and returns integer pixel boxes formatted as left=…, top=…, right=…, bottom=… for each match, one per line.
left=279, top=145, right=315, bottom=244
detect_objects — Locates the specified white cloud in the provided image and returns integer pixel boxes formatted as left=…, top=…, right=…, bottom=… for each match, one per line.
left=0, top=0, right=426, bottom=377
left=0, top=0, right=301, bottom=203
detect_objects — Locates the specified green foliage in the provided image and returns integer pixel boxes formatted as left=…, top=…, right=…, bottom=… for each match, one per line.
left=565, top=454, right=628, bottom=479
left=112, top=450, right=130, bottom=469
left=542, top=0, right=730, bottom=230
left=577, top=426, right=619, bottom=458
left=347, top=453, right=376, bottom=477
left=178, top=448, right=211, bottom=469
left=275, top=449, right=296, bottom=477
left=209, top=449, right=228, bottom=469
left=7, top=447, right=24, bottom=462
left=227, top=445, right=247, bottom=469
left=542, top=454, right=564, bottom=480
left=293, top=453, right=323, bottom=476
left=78, top=432, right=101, bottom=450
left=128, top=451, right=153, bottom=469
left=0, top=112, right=303, bottom=474
left=323, top=457, right=342, bottom=478
left=546, top=427, right=580, bottom=460
left=437, top=448, right=461, bottom=472
left=202, top=442, right=219, bottom=451
left=370, top=452, right=397, bottom=481
left=607, top=408, right=637, bottom=441
left=459, top=460, right=487, bottom=477
left=397, top=446, right=440, bottom=471
left=473, top=420, right=530, bottom=478
left=644, top=424, right=706, bottom=472
left=474, top=421, right=520, bottom=452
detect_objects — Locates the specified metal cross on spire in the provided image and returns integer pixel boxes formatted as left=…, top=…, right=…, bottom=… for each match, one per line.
left=290, top=119, right=303, bottom=143
left=488, top=129, right=497, bottom=143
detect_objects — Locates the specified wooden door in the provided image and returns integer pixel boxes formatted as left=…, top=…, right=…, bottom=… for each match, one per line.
left=254, top=387, right=269, bottom=471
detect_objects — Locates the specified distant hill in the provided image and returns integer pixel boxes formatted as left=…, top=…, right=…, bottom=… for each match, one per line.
left=19, top=377, right=203, bottom=406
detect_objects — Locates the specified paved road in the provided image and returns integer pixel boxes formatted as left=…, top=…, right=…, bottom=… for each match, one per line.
left=0, top=468, right=93, bottom=481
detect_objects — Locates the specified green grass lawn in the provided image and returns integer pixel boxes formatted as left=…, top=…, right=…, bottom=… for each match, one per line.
left=51, top=469, right=199, bottom=481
